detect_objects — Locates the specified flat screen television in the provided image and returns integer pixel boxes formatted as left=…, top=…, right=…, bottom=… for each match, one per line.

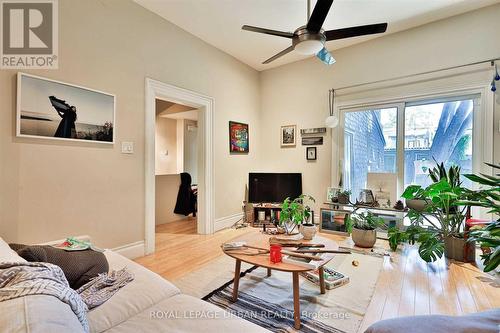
left=248, top=173, right=302, bottom=203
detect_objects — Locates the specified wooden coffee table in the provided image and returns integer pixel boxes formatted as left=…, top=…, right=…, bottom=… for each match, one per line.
left=222, top=233, right=338, bottom=329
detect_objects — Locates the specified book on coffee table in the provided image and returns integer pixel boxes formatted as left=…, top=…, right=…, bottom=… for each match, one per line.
left=300, top=267, right=349, bottom=290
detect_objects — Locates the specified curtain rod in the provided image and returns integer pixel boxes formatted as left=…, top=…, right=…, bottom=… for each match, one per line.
left=335, top=57, right=500, bottom=91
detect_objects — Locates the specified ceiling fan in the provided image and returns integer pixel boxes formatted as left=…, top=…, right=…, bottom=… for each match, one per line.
left=242, top=0, right=388, bottom=65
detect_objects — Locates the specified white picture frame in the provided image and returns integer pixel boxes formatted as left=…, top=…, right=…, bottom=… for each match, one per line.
left=280, top=124, right=296, bottom=147
left=366, top=172, right=398, bottom=207
left=17, top=72, right=116, bottom=144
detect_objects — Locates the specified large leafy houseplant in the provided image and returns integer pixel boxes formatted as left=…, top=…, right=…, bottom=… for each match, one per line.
left=279, top=195, right=315, bottom=234
left=462, top=162, right=500, bottom=272
left=391, top=163, right=469, bottom=262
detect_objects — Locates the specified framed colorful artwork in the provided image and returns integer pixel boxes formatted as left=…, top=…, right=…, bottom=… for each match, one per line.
left=229, top=121, right=249, bottom=153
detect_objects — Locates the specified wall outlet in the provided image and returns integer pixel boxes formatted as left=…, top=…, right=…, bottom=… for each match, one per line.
left=121, top=142, right=134, bottom=154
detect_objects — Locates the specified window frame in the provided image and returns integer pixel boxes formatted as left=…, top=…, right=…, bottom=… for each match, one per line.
left=337, top=87, right=490, bottom=199
left=339, top=102, right=403, bottom=197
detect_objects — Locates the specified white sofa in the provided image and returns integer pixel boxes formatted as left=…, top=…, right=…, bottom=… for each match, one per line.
left=0, top=237, right=268, bottom=333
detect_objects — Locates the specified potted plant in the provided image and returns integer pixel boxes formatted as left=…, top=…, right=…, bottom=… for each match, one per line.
left=338, top=189, right=351, bottom=204
left=461, top=162, right=500, bottom=272
left=387, top=227, right=408, bottom=251
left=392, top=163, right=474, bottom=262
left=346, top=212, right=384, bottom=248
left=279, top=195, right=316, bottom=239
left=469, top=221, right=499, bottom=272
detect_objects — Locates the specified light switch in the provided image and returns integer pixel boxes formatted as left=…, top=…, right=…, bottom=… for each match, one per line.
left=121, top=142, right=134, bottom=154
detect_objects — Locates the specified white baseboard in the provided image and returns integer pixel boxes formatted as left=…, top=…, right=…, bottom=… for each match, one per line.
left=214, top=213, right=244, bottom=232
left=111, top=240, right=145, bottom=259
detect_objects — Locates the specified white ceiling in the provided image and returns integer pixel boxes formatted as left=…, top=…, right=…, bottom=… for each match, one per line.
left=135, top=0, right=499, bottom=71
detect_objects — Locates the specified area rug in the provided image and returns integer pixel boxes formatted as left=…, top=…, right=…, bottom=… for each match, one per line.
left=173, top=251, right=383, bottom=333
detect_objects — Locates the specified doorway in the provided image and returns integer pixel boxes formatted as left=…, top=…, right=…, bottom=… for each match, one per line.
left=145, top=78, right=214, bottom=255
left=155, top=99, right=199, bottom=234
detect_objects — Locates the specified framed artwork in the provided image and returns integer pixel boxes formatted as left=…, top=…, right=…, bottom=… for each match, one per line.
left=229, top=121, right=249, bottom=153
left=320, top=208, right=350, bottom=235
left=367, top=172, right=398, bottom=208
left=17, top=73, right=115, bottom=144
left=306, top=147, right=317, bottom=160
left=302, top=136, right=323, bottom=145
left=300, top=127, right=326, bottom=135
left=327, top=187, right=341, bottom=202
left=280, top=125, right=296, bottom=147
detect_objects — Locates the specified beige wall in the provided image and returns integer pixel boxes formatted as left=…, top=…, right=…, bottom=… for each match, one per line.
left=183, top=120, right=198, bottom=184
left=0, top=0, right=261, bottom=248
left=259, top=4, right=500, bottom=215
left=155, top=174, right=186, bottom=225
left=155, top=117, right=177, bottom=175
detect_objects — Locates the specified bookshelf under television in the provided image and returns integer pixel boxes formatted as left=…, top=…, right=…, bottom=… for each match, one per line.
left=247, top=173, right=302, bottom=227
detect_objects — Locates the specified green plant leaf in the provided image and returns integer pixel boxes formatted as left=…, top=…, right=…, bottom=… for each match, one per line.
left=418, top=236, right=444, bottom=262
left=402, top=185, right=422, bottom=199
left=464, top=174, right=498, bottom=187
left=483, top=246, right=500, bottom=272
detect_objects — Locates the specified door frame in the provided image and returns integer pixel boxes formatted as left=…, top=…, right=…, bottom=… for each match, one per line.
left=145, top=78, right=215, bottom=255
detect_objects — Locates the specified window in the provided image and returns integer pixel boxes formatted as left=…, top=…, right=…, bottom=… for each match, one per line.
left=343, top=107, right=397, bottom=200
left=404, top=99, right=473, bottom=189
left=342, top=95, right=478, bottom=199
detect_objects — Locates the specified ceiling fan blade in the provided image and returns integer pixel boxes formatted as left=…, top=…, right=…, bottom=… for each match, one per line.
left=306, top=0, right=333, bottom=33
left=316, top=47, right=336, bottom=65
left=325, top=23, right=388, bottom=41
left=242, top=25, right=294, bottom=38
left=262, top=46, right=294, bottom=64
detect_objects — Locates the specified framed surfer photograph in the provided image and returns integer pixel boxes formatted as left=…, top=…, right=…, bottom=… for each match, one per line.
left=17, top=73, right=115, bottom=144
left=229, top=121, right=249, bottom=153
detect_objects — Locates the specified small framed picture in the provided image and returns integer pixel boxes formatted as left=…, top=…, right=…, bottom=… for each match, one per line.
left=302, top=136, right=323, bottom=145
left=306, top=147, right=317, bottom=160
left=280, top=125, right=296, bottom=147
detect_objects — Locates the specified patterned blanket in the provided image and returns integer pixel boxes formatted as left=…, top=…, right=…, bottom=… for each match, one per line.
left=0, top=262, right=89, bottom=332
left=77, top=267, right=133, bottom=309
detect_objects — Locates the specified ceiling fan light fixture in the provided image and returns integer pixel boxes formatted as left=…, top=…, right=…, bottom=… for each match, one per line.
left=294, top=39, right=324, bottom=55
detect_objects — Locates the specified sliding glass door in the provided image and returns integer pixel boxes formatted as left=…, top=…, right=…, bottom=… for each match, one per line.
left=342, top=95, right=478, bottom=200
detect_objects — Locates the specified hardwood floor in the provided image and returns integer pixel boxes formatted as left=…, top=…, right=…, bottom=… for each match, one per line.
left=135, top=219, right=253, bottom=280
left=135, top=219, right=500, bottom=332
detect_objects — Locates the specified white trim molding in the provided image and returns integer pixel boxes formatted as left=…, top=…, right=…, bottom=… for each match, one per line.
left=112, top=241, right=145, bottom=260
left=145, top=78, right=215, bottom=255
left=214, top=213, right=244, bottom=232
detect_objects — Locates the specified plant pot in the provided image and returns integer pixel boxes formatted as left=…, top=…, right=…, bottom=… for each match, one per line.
left=282, top=220, right=299, bottom=235
left=444, top=236, right=475, bottom=262
left=352, top=228, right=377, bottom=248
left=300, top=224, right=317, bottom=240
left=338, top=194, right=350, bottom=204
left=405, top=199, right=428, bottom=212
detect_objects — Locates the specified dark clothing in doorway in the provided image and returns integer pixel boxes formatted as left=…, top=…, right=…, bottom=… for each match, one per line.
left=174, top=173, right=197, bottom=216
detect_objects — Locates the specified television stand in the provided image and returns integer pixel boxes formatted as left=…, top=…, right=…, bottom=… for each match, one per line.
left=246, top=202, right=282, bottom=227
